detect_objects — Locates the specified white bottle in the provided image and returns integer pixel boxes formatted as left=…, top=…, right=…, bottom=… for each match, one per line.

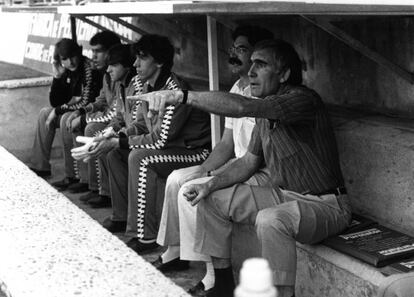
left=234, top=258, right=276, bottom=297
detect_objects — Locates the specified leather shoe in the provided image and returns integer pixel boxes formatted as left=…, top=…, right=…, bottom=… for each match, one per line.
left=188, top=281, right=213, bottom=297
left=102, top=217, right=126, bottom=233
left=126, top=238, right=159, bottom=254
left=30, top=167, right=51, bottom=178
left=51, top=177, right=79, bottom=190
left=79, top=191, right=99, bottom=203
left=88, top=195, right=111, bottom=208
left=67, top=182, right=89, bottom=193
left=151, top=256, right=189, bottom=273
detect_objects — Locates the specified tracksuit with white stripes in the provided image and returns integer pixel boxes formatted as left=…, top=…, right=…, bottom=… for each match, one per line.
left=102, top=70, right=211, bottom=240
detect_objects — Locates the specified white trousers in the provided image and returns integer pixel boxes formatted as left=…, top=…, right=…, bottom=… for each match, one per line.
left=157, top=164, right=270, bottom=261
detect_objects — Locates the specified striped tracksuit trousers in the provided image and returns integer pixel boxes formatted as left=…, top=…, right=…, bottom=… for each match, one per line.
left=104, top=146, right=209, bottom=240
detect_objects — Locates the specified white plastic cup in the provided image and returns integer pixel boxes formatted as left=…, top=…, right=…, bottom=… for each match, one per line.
left=234, top=258, right=276, bottom=297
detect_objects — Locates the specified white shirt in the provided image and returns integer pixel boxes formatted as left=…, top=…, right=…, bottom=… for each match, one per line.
left=224, top=79, right=256, bottom=158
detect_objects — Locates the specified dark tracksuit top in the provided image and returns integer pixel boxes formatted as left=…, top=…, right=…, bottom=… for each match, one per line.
left=49, top=56, right=102, bottom=116
left=124, top=73, right=211, bottom=150
left=111, top=70, right=211, bottom=151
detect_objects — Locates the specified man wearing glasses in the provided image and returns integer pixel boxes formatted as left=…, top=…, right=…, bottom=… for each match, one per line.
left=156, top=26, right=273, bottom=296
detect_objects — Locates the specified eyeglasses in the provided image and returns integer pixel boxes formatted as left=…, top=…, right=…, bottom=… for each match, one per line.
left=228, top=45, right=250, bottom=55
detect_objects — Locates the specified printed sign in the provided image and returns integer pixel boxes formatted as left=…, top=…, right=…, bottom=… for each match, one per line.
left=23, top=13, right=135, bottom=74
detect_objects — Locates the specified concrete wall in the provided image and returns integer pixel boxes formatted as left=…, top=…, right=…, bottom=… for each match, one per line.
left=0, top=80, right=62, bottom=164
left=333, top=112, right=414, bottom=236
left=275, top=16, right=414, bottom=117
left=237, top=16, right=414, bottom=117
left=131, top=15, right=234, bottom=90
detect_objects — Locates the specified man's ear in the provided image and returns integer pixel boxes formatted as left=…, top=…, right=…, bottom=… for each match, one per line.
left=279, top=68, right=291, bottom=83
left=156, top=62, right=163, bottom=69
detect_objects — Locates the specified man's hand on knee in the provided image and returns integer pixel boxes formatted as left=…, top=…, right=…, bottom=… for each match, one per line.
left=182, top=183, right=211, bottom=206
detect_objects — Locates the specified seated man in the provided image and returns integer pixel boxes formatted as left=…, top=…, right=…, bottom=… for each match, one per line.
left=72, top=43, right=135, bottom=207
left=87, top=34, right=211, bottom=254
left=29, top=38, right=102, bottom=189
left=131, top=39, right=352, bottom=297
left=156, top=25, right=273, bottom=296
left=377, top=273, right=414, bottom=297
left=66, top=31, right=122, bottom=199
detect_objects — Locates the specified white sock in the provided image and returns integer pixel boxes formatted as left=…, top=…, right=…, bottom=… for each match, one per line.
left=201, top=261, right=215, bottom=290
left=161, top=245, right=180, bottom=263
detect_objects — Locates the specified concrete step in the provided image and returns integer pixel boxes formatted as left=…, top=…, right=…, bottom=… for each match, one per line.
left=0, top=146, right=192, bottom=297
left=232, top=224, right=387, bottom=297
left=296, top=243, right=385, bottom=297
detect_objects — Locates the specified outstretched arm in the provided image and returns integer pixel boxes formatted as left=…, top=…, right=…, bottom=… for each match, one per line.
left=128, top=88, right=316, bottom=122
left=128, top=90, right=248, bottom=118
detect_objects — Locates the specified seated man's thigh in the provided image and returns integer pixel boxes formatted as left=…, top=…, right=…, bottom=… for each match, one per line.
left=167, top=165, right=201, bottom=189
left=202, top=184, right=280, bottom=225
left=128, top=148, right=202, bottom=179
left=294, top=199, right=350, bottom=244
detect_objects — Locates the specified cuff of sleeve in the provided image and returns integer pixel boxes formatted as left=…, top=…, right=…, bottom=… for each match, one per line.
left=118, top=132, right=129, bottom=149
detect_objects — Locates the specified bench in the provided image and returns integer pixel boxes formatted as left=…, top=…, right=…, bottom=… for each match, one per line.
left=231, top=108, right=414, bottom=297
left=0, top=146, right=189, bottom=297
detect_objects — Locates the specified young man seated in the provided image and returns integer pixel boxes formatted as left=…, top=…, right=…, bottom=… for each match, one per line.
left=64, top=31, right=121, bottom=196
left=130, top=39, right=352, bottom=297
left=29, top=38, right=102, bottom=190
left=72, top=43, right=135, bottom=208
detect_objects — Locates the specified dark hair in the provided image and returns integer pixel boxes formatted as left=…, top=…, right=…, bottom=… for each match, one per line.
left=90, top=30, right=121, bottom=51
left=232, top=25, right=274, bottom=47
left=132, top=34, right=174, bottom=71
left=254, top=39, right=303, bottom=85
left=107, top=44, right=135, bottom=67
left=54, top=38, right=82, bottom=60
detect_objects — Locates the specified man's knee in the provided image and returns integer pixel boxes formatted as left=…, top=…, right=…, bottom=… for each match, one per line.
left=128, top=148, right=149, bottom=166
left=60, top=112, right=70, bottom=127
left=256, top=205, right=298, bottom=237
left=38, top=107, right=52, bottom=122
left=167, top=169, right=184, bottom=187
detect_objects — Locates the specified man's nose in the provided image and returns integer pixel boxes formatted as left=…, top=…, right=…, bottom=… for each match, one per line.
left=248, top=65, right=256, bottom=77
left=133, top=58, right=140, bottom=67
